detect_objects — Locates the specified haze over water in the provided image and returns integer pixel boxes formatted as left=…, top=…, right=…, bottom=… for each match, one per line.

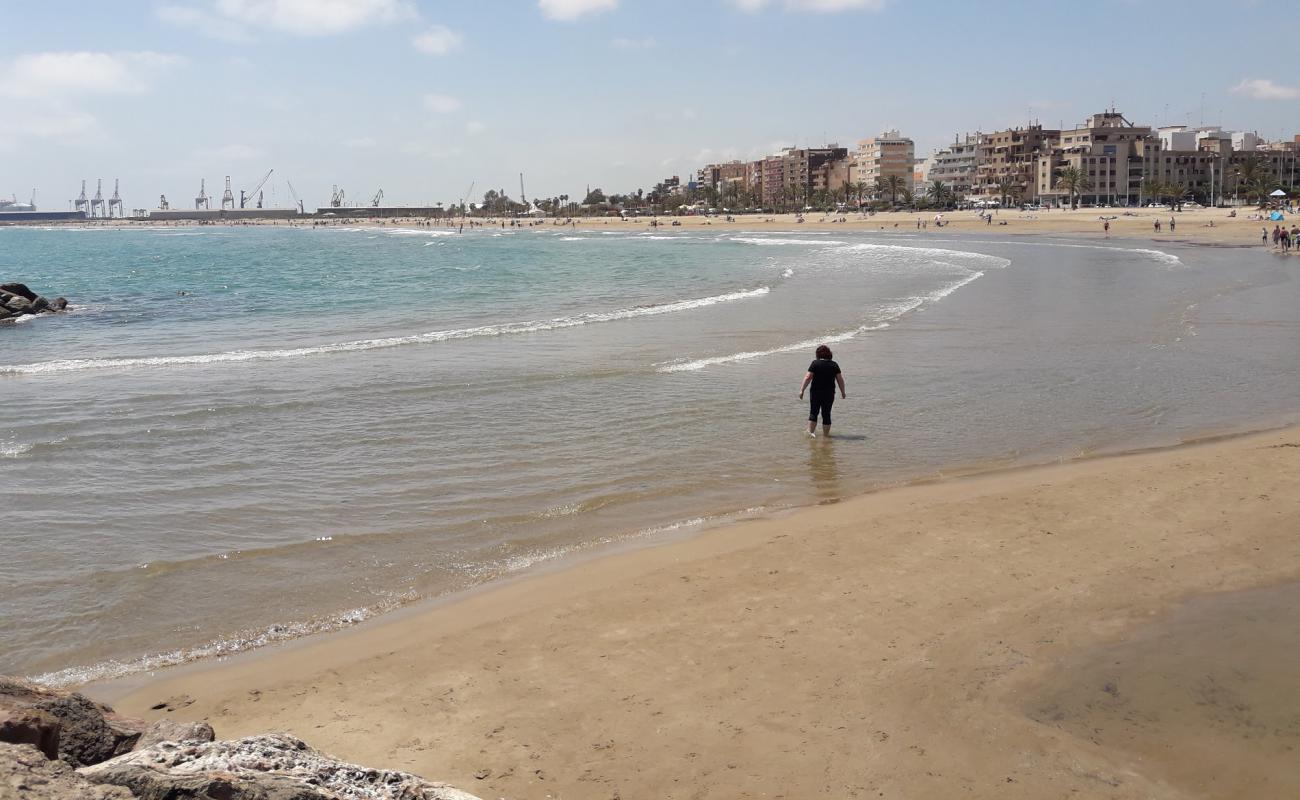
left=2, top=225, right=1298, bottom=683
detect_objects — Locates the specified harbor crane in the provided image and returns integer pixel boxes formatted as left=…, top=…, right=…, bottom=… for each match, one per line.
left=75, top=181, right=89, bottom=215
left=240, top=169, right=274, bottom=209
left=285, top=180, right=305, bottom=214
left=195, top=179, right=210, bottom=210
left=330, top=185, right=345, bottom=208
left=108, top=179, right=123, bottom=218
left=371, top=188, right=384, bottom=207
left=221, top=176, right=235, bottom=210
left=159, top=194, right=170, bottom=211
left=90, top=179, right=105, bottom=218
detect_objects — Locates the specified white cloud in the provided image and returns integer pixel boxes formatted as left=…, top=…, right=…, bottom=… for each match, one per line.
left=156, top=4, right=255, bottom=43
left=728, top=0, right=886, bottom=11
left=539, top=0, right=618, bottom=21
left=422, top=93, right=462, bottom=113
left=0, top=51, right=183, bottom=99
left=0, top=99, right=100, bottom=147
left=465, top=121, right=486, bottom=134
left=412, top=25, right=464, bottom=55
left=344, top=136, right=378, bottom=148
left=611, top=36, right=656, bottom=49
left=164, top=0, right=416, bottom=38
left=1231, top=78, right=1299, bottom=100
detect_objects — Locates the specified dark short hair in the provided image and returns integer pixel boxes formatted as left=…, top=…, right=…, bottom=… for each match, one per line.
left=815, top=345, right=832, bottom=360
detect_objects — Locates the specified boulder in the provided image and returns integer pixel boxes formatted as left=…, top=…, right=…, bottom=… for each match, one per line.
left=0, top=742, right=134, bottom=800
left=2, top=296, right=29, bottom=314
left=132, top=720, right=215, bottom=752
left=0, top=678, right=145, bottom=768
left=80, top=734, right=483, bottom=800
left=52, top=297, right=69, bottom=311
left=30, top=296, right=49, bottom=313
left=0, top=707, right=60, bottom=760
left=0, top=283, right=36, bottom=302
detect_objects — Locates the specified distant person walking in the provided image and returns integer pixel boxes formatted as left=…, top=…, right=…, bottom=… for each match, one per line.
left=799, top=345, right=846, bottom=438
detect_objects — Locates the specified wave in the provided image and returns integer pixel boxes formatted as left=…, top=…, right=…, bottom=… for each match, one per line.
left=1, top=442, right=32, bottom=458
left=0, top=286, right=771, bottom=376
left=890, top=236, right=1184, bottom=267
left=658, top=268, right=988, bottom=373
left=730, top=237, right=848, bottom=246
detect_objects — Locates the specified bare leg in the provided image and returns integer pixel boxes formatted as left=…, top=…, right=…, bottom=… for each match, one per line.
left=807, top=419, right=817, bottom=436
left=822, top=424, right=831, bottom=438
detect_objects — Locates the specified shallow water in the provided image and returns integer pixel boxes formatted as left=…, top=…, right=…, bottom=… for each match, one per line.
left=1025, top=581, right=1300, bottom=796
left=2, top=225, right=1298, bottom=683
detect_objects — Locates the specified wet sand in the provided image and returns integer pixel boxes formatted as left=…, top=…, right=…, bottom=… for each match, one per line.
left=94, top=426, right=1300, bottom=799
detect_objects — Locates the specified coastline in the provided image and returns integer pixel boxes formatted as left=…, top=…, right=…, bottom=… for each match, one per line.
left=4, top=205, right=1293, bottom=249
left=90, top=422, right=1300, bottom=799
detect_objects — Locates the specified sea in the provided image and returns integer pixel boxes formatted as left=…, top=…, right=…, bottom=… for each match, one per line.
left=2, top=222, right=1298, bottom=685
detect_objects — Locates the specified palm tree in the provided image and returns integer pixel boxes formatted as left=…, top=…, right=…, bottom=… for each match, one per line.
left=1055, top=165, right=1091, bottom=210
left=926, top=179, right=950, bottom=209
left=899, top=187, right=915, bottom=208
left=884, top=174, right=906, bottom=206
left=995, top=175, right=1019, bottom=209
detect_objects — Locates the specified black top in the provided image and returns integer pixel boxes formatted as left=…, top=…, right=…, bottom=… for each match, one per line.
left=807, top=359, right=841, bottom=394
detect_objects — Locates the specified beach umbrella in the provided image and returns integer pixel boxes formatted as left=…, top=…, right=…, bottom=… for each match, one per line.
left=1269, top=189, right=1287, bottom=197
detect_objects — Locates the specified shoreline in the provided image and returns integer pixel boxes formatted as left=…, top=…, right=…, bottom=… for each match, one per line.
left=3, top=206, right=1295, bottom=250
left=88, top=420, right=1300, bottom=798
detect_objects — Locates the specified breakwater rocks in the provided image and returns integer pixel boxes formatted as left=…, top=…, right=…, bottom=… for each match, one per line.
left=0, top=677, right=482, bottom=800
left=0, top=283, right=69, bottom=323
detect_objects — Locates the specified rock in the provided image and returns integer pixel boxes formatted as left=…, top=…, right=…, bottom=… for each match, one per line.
left=0, top=707, right=60, bottom=760
left=52, top=297, right=69, bottom=311
left=0, top=283, right=36, bottom=302
left=0, top=678, right=146, bottom=768
left=80, top=734, right=484, bottom=800
left=30, top=296, right=49, bottom=313
left=0, top=742, right=134, bottom=800
left=2, top=296, right=30, bottom=314
left=132, top=719, right=214, bottom=751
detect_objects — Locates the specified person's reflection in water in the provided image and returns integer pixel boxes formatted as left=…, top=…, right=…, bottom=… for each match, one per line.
left=807, top=435, right=842, bottom=504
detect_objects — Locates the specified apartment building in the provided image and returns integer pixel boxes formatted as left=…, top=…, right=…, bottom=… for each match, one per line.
left=972, top=123, right=1059, bottom=203
left=851, top=130, right=915, bottom=194
left=1036, top=112, right=1152, bottom=206
left=924, top=133, right=981, bottom=197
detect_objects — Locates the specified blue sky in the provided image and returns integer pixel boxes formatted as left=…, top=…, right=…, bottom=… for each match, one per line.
left=2, top=0, right=1296, bottom=210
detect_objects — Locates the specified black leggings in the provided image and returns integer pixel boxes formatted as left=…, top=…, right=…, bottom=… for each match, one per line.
left=809, top=392, right=834, bottom=425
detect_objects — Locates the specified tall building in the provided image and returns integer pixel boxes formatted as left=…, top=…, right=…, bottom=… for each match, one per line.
left=924, top=133, right=981, bottom=198
left=851, top=130, right=915, bottom=196
left=1036, top=111, right=1152, bottom=206
left=973, top=123, right=1059, bottom=203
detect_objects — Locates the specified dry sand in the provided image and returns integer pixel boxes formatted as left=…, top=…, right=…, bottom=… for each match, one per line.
left=96, top=426, right=1300, bottom=799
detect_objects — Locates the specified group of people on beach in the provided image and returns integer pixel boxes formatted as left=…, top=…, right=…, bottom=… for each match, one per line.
left=1269, top=224, right=1299, bottom=251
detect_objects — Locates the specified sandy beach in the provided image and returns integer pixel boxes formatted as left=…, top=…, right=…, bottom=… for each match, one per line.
left=92, top=424, right=1300, bottom=799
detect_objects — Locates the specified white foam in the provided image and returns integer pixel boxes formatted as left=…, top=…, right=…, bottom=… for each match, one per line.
left=1, top=286, right=771, bottom=375
left=731, top=237, right=848, bottom=246
left=1, top=442, right=32, bottom=458
left=659, top=268, right=988, bottom=373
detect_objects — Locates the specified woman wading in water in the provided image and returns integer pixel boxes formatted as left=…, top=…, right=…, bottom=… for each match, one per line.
left=798, top=345, right=846, bottom=438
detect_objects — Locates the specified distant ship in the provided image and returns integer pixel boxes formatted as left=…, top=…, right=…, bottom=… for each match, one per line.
left=0, top=194, right=36, bottom=213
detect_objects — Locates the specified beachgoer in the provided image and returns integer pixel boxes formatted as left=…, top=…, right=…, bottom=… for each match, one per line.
left=1263, top=227, right=1269, bottom=244
left=1169, top=217, right=1176, bottom=232
left=798, top=345, right=846, bottom=438
left=1103, top=220, right=1110, bottom=236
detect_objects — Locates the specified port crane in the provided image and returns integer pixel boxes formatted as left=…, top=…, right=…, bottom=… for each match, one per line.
left=221, top=176, right=235, bottom=210
left=90, top=179, right=105, bottom=218
left=330, top=185, right=345, bottom=208
left=108, top=179, right=123, bottom=218
left=195, top=179, right=210, bottom=210
left=371, top=189, right=384, bottom=207
left=75, top=181, right=89, bottom=215
left=240, top=169, right=274, bottom=209
left=159, top=194, right=170, bottom=210
left=285, top=180, right=305, bottom=214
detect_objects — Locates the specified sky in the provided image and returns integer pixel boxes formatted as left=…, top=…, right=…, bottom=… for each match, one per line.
left=2, top=0, right=1297, bottom=210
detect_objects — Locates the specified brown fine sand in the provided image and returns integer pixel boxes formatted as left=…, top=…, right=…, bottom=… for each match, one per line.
left=97, top=426, right=1300, bottom=799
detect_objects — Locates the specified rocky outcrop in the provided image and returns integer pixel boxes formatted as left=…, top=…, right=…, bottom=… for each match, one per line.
left=0, top=742, right=134, bottom=800
left=80, top=734, right=483, bottom=800
left=1, top=677, right=482, bottom=800
left=0, top=282, right=69, bottom=323
left=132, top=720, right=215, bottom=752
left=0, top=678, right=144, bottom=767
